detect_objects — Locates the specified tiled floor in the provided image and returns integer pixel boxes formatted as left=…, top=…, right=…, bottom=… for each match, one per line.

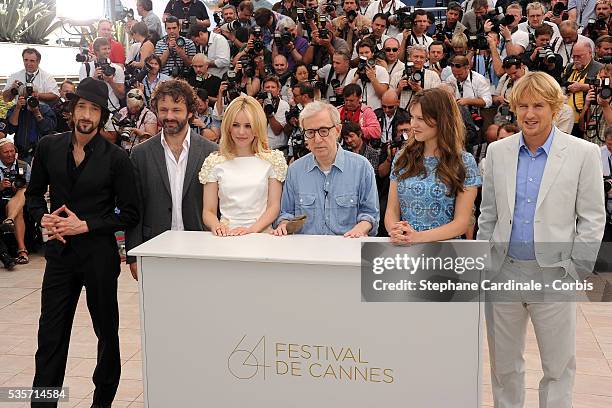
left=0, top=255, right=611, bottom=407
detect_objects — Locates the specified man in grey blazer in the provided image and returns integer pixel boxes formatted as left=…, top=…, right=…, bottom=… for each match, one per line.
left=477, top=72, right=606, bottom=408
left=126, top=80, right=218, bottom=279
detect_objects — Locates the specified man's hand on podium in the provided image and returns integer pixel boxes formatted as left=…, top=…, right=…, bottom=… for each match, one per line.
left=129, top=263, right=138, bottom=281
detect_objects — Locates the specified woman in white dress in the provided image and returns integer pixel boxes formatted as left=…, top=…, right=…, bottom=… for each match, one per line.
left=199, top=95, right=288, bottom=236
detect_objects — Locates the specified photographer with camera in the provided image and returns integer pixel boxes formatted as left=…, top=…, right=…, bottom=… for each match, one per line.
left=364, top=0, right=405, bottom=37
left=379, top=38, right=404, bottom=79
left=446, top=54, right=492, bottom=113
left=352, top=13, right=391, bottom=60
left=137, top=0, right=163, bottom=40
left=189, top=23, right=231, bottom=79
left=271, top=55, right=293, bottom=102
left=93, top=19, right=127, bottom=67
left=519, top=2, right=562, bottom=43
left=254, top=8, right=290, bottom=50
left=341, top=120, right=381, bottom=170
left=0, top=139, right=30, bottom=265
left=3, top=48, right=59, bottom=105
left=164, top=0, right=211, bottom=28
left=582, top=0, right=612, bottom=40
left=304, top=16, right=350, bottom=67
left=569, top=0, right=603, bottom=33
left=427, top=41, right=446, bottom=74
left=185, top=54, right=223, bottom=104
left=284, top=82, right=314, bottom=160
left=154, top=16, right=197, bottom=78
left=338, top=83, right=382, bottom=141
left=563, top=40, right=603, bottom=137
left=79, top=37, right=125, bottom=113
left=258, top=76, right=290, bottom=151
left=273, top=0, right=305, bottom=22
left=193, top=88, right=222, bottom=142
left=126, top=22, right=155, bottom=70
left=580, top=64, right=612, bottom=144
left=116, top=88, right=158, bottom=152
left=5, top=85, right=56, bottom=164
left=522, top=24, right=564, bottom=80
left=316, top=51, right=351, bottom=104
left=139, top=55, right=171, bottom=108
left=434, top=2, right=467, bottom=50
left=232, top=25, right=271, bottom=73
left=461, top=0, right=489, bottom=36
left=557, top=20, right=595, bottom=65
left=51, top=80, right=76, bottom=134
left=374, top=89, right=409, bottom=145
left=333, top=0, right=368, bottom=51
left=272, top=18, right=309, bottom=69
left=596, top=35, right=612, bottom=61
left=544, top=0, right=570, bottom=27
left=492, top=56, right=526, bottom=114
left=397, top=9, right=433, bottom=61
left=346, top=39, right=389, bottom=110
left=391, top=44, right=441, bottom=110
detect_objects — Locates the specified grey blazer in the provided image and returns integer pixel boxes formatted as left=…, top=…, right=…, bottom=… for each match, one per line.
left=125, top=131, right=218, bottom=263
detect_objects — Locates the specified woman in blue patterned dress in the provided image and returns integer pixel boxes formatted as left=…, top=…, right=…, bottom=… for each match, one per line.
left=385, top=88, right=481, bottom=244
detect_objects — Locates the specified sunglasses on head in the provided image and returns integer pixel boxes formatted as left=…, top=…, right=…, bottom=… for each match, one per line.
left=385, top=47, right=399, bottom=52
left=128, top=93, right=143, bottom=100
left=451, top=63, right=466, bottom=68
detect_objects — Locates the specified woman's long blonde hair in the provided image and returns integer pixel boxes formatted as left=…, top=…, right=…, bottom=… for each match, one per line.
left=219, top=95, right=269, bottom=158
left=392, top=88, right=467, bottom=197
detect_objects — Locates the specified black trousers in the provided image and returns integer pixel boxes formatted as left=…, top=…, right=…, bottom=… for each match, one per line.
left=32, top=244, right=121, bottom=407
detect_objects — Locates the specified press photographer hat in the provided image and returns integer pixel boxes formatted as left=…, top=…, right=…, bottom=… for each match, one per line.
left=66, top=77, right=110, bottom=112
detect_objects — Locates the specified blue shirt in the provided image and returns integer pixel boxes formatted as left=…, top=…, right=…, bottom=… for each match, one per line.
left=277, top=146, right=380, bottom=235
left=391, top=151, right=481, bottom=231
left=508, top=127, right=555, bottom=260
left=0, top=160, right=31, bottom=184
left=474, top=55, right=499, bottom=88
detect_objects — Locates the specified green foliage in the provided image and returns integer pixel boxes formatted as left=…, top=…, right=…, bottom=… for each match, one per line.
left=0, top=0, right=60, bottom=44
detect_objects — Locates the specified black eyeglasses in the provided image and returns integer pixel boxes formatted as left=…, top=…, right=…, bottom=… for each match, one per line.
left=127, top=93, right=143, bottom=100
left=304, top=125, right=335, bottom=139
left=385, top=47, right=399, bottom=52
left=451, top=63, right=466, bottom=68
left=382, top=104, right=396, bottom=109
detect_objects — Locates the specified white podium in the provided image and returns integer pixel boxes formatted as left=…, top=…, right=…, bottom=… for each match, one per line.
left=130, top=231, right=482, bottom=407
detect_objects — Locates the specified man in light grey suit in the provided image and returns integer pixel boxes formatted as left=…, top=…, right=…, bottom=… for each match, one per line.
left=126, top=80, right=218, bottom=280
left=477, top=71, right=606, bottom=408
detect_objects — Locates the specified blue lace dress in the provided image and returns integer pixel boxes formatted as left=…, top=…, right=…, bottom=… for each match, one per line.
left=390, top=151, right=481, bottom=231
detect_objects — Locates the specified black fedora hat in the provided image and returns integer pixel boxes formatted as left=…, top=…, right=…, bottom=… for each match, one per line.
left=66, top=77, right=110, bottom=112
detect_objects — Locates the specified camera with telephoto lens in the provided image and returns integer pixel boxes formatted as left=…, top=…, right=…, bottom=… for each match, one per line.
left=274, top=31, right=294, bottom=48
left=256, top=92, right=279, bottom=116
left=585, top=77, right=612, bottom=99
left=239, top=55, right=256, bottom=77
left=10, top=81, right=22, bottom=97
left=490, top=14, right=515, bottom=33
left=318, top=15, right=330, bottom=39
left=95, top=59, right=116, bottom=78
left=388, top=6, right=415, bottom=31
left=75, top=48, right=90, bottom=63
left=552, top=2, right=566, bottom=17
left=112, top=112, right=137, bottom=141
left=180, top=16, right=197, bottom=37
left=213, top=11, right=223, bottom=26
left=323, top=1, right=335, bottom=14
left=224, top=70, right=242, bottom=103
left=401, top=62, right=422, bottom=89
left=468, top=34, right=489, bottom=51
left=285, top=105, right=301, bottom=123
left=498, top=104, right=515, bottom=123
left=537, top=45, right=557, bottom=64
left=308, top=66, right=325, bottom=90
left=224, top=19, right=242, bottom=32
left=434, top=23, right=453, bottom=41
left=252, top=26, right=264, bottom=53
left=289, top=129, right=308, bottom=159
left=1, top=167, right=27, bottom=198
left=328, top=79, right=344, bottom=106
left=346, top=9, right=358, bottom=22
left=125, top=64, right=150, bottom=89
left=357, top=56, right=375, bottom=82
left=587, top=16, right=608, bottom=32
left=24, top=83, right=39, bottom=109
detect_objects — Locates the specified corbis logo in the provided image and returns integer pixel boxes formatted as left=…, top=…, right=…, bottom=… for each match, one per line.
left=228, top=335, right=395, bottom=384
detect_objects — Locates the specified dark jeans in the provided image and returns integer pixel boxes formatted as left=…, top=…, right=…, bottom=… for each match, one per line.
left=32, top=245, right=121, bottom=407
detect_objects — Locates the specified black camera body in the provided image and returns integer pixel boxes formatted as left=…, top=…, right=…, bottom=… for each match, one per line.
left=23, top=82, right=39, bottom=109
left=323, top=1, right=336, bottom=14
left=357, top=56, right=375, bottom=82
left=585, top=77, right=612, bottom=99
left=391, top=6, right=415, bottom=31
left=604, top=176, right=612, bottom=194
left=95, top=60, right=116, bottom=78
left=274, top=31, right=295, bottom=48
left=328, top=78, right=344, bottom=106
left=180, top=16, right=197, bottom=37
left=537, top=45, right=557, bottom=65
left=75, top=48, right=90, bottom=63
left=125, top=64, right=150, bottom=89
left=213, top=11, right=223, bottom=26
left=401, top=62, right=422, bottom=90
left=1, top=166, right=27, bottom=199
left=468, top=34, right=489, bottom=51
left=224, top=70, right=242, bottom=103
left=256, top=92, right=280, bottom=116
left=552, top=2, right=566, bottom=18
left=346, top=9, right=358, bottom=23
left=285, top=105, right=301, bottom=122
left=239, top=55, right=256, bottom=78
left=390, top=130, right=409, bottom=149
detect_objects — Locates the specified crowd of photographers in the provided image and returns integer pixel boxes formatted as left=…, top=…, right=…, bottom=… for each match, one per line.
left=0, top=0, right=611, bottom=267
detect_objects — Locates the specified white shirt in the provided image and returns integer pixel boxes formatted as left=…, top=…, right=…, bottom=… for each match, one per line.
left=365, top=0, right=406, bottom=37
left=499, top=29, right=530, bottom=59
left=201, top=31, right=231, bottom=79
left=554, top=35, right=595, bottom=66
left=390, top=69, right=441, bottom=109
left=395, top=32, right=433, bottom=49
left=345, top=65, right=390, bottom=110
left=352, top=34, right=390, bottom=59
left=317, top=64, right=350, bottom=100
left=3, top=68, right=59, bottom=102
left=386, top=60, right=405, bottom=79
left=268, top=99, right=290, bottom=150
left=381, top=112, right=395, bottom=143
left=446, top=70, right=493, bottom=108
left=161, top=130, right=191, bottom=231
left=78, top=61, right=125, bottom=111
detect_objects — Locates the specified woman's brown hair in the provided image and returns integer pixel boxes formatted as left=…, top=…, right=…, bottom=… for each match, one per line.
left=392, top=88, right=467, bottom=197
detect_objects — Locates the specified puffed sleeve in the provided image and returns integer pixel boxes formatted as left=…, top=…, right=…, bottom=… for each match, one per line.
left=462, top=151, right=482, bottom=188
left=198, top=152, right=226, bottom=184
left=258, top=150, right=288, bottom=182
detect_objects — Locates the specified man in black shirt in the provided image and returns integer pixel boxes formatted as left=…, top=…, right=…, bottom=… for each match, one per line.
left=26, top=77, right=139, bottom=408
left=185, top=54, right=222, bottom=104
left=164, top=0, right=210, bottom=28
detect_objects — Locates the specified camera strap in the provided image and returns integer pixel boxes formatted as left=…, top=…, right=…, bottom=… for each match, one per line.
left=25, top=71, right=39, bottom=84
left=85, top=62, right=92, bottom=78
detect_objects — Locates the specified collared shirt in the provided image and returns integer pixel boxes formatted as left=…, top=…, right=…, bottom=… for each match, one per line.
left=358, top=143, right=381, bottom=175
left=382, top=113, right=395, bottom=144
left=143, top=12, right=163, bottom=38
left=68, top=135, right=96, bottom=186
left=154, top=36, right=198, bottom=76
left=78, top=62, right=125, bottom=111
left=391, top=69, right=442, bottom=110
left=518, top=21, right=562, bottom=44
left=0, top=160, right=31, bottom=184
left=200, top=31, right=231, bottom=79
left=344, top=65, right=389, bottom=110
left=555, top=35, right=594, bottom=66
left=447, top=70, right=493, bottom=108
left=161, top=130, right=191, bottom=231
left=5, top=102, right=57, bottom=159
left=3, top=68, right=59, bottom=103
left=568, top=0, right=597, bottom=29
left=508, top=127, right=556, bottom=260
left=277, top=145, right=380, bottom=235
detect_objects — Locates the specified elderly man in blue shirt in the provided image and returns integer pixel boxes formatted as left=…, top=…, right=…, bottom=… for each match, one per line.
left=272, top=101, right=380, bottom=237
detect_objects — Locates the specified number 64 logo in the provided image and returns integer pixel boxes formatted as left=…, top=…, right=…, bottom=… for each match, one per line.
left=228, top=335, right=270, bottom=380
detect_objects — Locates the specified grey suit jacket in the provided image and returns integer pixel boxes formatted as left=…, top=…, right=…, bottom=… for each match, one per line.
left=476, top=128, right=606, bottom=279
left=125, top=130, right=218, bottom=263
